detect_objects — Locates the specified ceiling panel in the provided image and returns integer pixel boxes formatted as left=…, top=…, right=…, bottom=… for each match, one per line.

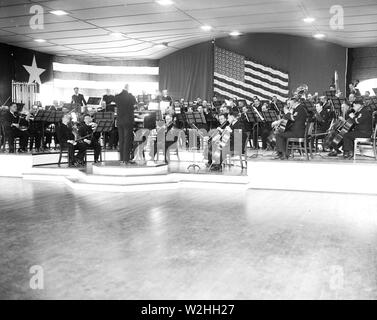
left=0, top=0, right=375, bottom=60
left=69, top=3, right=177, bottom=20
left=87, top=12, right=189, bottom=28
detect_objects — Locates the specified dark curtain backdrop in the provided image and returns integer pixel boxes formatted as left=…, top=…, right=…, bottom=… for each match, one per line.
left=348, top=48, right=377, bottom=82
left=159, top=42, right=213, bottom=101
left=0, top=43, right=13, bottom=104
left=159, top=33, right=347, bottom=100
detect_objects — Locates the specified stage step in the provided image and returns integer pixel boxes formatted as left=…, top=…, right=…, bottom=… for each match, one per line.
left=92, top=161, right=169, bottom=176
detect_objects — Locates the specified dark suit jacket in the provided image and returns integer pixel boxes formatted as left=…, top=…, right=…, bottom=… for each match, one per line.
left=287, top=104, right=308, bottom=136
left=72, top=94, right=87, bottom=106
left=353, top=106, right=373, bottom=135
left=56, top=123, right=74, bottom=146
left=114, top=90, right=136, bottom=127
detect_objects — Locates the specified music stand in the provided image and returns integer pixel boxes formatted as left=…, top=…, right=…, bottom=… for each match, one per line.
left=33, top=110, right=52, bottom=149
left=325, top=91, right=336, bottom=99
left=94, top=119, right=114, bottom=162
left=329, top=97, right=343, bottom=117
left=93, top=112, right=114, bottom=121
left=263, top=109, right=279, bottom=122
left=175, top=113, right=187, bottom=129
left=47, top=111, right=65, bottom=123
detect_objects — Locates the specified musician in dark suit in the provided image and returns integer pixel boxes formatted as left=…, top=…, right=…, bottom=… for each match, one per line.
left=71, top=87, right=87, bottom=112
left=274, top=98, right=308, bottom=160
left=342, top=98, right=373, bottom=159
left=79, top=115, right=101, bottom=163
left=56, top=114, right=87, bottom=167
left=114, top=84, right=137, bottom=163
left=2, top=103, right=29, bottom=153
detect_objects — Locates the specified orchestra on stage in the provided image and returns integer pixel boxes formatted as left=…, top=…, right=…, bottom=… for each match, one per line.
left=1, top=80, right=377, bottom=170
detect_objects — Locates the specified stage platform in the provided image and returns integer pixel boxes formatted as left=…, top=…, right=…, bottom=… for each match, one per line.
left=1, top=149, right=377, bottom=195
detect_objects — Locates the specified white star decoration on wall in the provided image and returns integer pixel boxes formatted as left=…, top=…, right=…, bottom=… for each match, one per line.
left=23, top=55, right=45, bottom=85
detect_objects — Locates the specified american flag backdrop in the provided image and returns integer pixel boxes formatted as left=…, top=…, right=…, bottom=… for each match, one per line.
left=214, top=46, right=289, bottom=103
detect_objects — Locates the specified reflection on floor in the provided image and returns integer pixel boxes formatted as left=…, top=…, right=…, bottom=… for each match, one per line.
left=1, top=177, right=377, bottom=299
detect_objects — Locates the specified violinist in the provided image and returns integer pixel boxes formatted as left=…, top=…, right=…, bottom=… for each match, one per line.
left=273, top=97, right=307, bottom=160
left=56, top=114, right=87, bottom=167
left=342, top=98, right=373, bottom=159
left=79, top=115, right=101, bottom=163
left=3, top=103, right=30, bottom=153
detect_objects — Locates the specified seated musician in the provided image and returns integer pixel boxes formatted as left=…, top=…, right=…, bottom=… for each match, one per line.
left=315, top=96, right=333, bottom=133
left=273, top=97, right=307, bottom=160
left=56, top=114, right=87, bottom=167
left=3, top=103, right=30, bottom=153
left=342, top=98, right=373, bottom=159
left=151, top=114, right=179, bottom=164
left=206, top=113, right=229, bottom=170
left=79, top=115, right=101, bottom=163
left=328, top=94, right=357, bottom=157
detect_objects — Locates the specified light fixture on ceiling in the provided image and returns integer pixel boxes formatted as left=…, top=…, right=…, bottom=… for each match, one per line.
left=50, top=10, right=69, bottom=16
left=154, top=42, right=169, bottom=48
left=110, top=32, right=124, bottom=38
left=34, top=39, right=46, bottom=43
left=303, top=17, right=315, bottom=23
left=156, top=0, right=174, bottom=6
left=201, top=25, right=213, bottom=31
left=313, top=33, right=326, bottom=39
left=229, top=31, right=241, bottom=37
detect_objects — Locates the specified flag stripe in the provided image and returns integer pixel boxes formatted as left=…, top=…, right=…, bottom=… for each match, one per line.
left=214, top=73, right=288, bottom=101
left=244, top=74, right=289, bottom=94
left=245, top=60, right=289, bottom=80
left=214, top=77, right=275, bottom=102
left=244, top=68, right=288, bottom=88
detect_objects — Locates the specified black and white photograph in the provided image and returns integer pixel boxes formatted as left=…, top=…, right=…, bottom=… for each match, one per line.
left=1, top=0, right=377, bottom=305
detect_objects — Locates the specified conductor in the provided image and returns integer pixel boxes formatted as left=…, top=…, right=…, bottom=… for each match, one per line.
left=114, top=84, right=137, bottom=164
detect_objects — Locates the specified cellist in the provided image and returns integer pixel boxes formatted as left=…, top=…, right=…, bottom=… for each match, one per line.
left=342, top=97, right=373, bottom=159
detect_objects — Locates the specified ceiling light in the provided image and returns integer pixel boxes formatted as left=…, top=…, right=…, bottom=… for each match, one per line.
left=34, top=39, right=46, bottom=43
left=201, top=25, right=212, bottom=31
left=154, top=42, right=169, bottom=48
left=110, top=32, right=124, bottom=38
left=229, top=31, right=241, bottom=37
left=50, top=10, right=69, bottom=16
left=303, top=17, right=315, bottom=23
left=313, top=33, right=326, bottom=39
left=156, top=0, right=174, bottom=5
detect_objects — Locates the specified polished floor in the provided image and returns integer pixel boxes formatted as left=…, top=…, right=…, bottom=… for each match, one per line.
left=1, top=177, right=377, bottom=300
